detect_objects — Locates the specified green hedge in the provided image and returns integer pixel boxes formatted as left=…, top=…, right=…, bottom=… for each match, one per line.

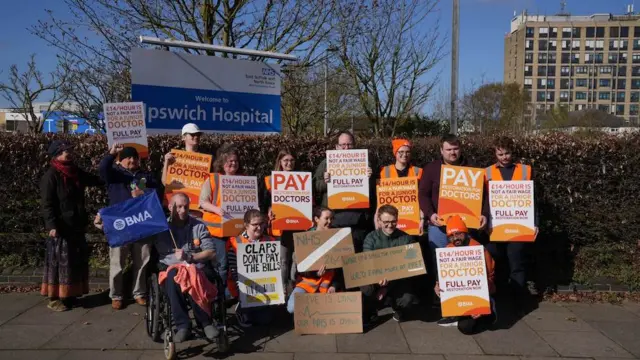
left=0, top=132, right=638, bottom=289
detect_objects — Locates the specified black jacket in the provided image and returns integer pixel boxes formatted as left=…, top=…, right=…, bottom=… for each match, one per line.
left=40, top=166, right=102, bottom=235
left=99, top=154, right=162, bottom=206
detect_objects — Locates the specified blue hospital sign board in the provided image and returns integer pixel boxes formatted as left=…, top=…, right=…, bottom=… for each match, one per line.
left=131, top=48, right=281, bottom=134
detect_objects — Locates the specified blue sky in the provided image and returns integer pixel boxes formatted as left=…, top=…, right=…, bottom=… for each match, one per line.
left=0, top=0, right=634, bottom=109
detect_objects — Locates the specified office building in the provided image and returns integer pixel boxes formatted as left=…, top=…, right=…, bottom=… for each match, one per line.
left=505, top=9, right=640, bottom=126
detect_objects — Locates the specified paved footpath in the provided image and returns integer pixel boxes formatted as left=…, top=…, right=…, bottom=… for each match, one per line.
left=0, top=291, right=638, bottom=360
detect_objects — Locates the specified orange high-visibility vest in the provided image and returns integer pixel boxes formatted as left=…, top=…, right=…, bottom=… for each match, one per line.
left=226, top=234, right=276, bottom=298
left=485, top=164, right=532, bottom=182
left=201, top=173, right=223, bottom=237
left=264, top=175, right=282, bottom=237
left=295, top=271, right=335, bottom=293
left=379, top=165, right=423, bottom=179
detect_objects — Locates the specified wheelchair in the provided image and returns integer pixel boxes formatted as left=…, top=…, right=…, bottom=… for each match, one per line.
left=145, top=261, right=230, bottom=359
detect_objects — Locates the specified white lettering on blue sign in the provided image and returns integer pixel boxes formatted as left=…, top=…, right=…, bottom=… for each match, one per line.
left=114, top=211, right=153, bottom=231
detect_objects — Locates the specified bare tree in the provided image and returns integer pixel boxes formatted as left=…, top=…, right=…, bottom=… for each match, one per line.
left=32, top=0, right=336, bottom=121
left=0, top=55, right=67, bottom=133
left=461, top=82, right=530, bottom=134
left=332, top=0, right=445, bottom=136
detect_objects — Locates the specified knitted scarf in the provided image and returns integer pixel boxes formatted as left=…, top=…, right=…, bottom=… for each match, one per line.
left=51, top=159, right=80, bottom=188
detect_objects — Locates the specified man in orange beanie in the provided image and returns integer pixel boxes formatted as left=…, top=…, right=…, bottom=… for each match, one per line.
left=434, top=215, right=496, bottom=334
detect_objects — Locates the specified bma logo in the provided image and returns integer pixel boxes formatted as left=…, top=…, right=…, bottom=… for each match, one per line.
left=262, top=68, right=276, bottom=76
left=113, top=211, right=153, bottom=231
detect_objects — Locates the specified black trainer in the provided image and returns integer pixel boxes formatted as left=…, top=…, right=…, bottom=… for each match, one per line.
left=436, top=317, right=458, bottom=327
left=392, top=310, right=403, bottom=322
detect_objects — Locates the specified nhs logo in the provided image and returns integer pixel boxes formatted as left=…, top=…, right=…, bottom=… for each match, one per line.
left=262, top=68, right=276, bottom=76
left=113, top=211, right=153, bottom=231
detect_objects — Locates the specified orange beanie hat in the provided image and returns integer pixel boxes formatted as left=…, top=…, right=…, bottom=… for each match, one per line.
left=446, top=215, right=468, bottom=236
left=392, top=138, right=412, bottom=155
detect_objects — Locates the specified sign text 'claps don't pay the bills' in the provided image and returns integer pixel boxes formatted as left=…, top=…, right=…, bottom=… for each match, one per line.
left=377, top=177, right=421, bottom=235
left=294, top=228, right=355, bottom=272
left=237, top=241, right=284, bottom=308
left=342, top=243, right=426, bottom=289
left=219, top=175, right=259, bottom=237
left=294, top=292, right=363, bottom=335
left=104, top=102, right=149, bottom=158
left=436, top=245, right=491, bottom=317
left=438, top=165, right=485, bottom=228
left=489, top=180, right=536, bottom=242
left=327, top=149, right=369, bottom=209
left=271, top=171, right=313, bottom=231
left=163, top=150, right=212, bottom=212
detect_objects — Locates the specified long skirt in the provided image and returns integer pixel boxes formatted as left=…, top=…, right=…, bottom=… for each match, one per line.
left=40, top=233, right=90, bottom=300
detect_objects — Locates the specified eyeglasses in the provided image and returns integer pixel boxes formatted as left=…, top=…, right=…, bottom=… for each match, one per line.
left=380, top=220, right=398, bottom=226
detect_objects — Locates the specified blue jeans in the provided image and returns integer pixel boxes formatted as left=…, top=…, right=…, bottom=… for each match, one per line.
left=287, top=287, right=307, bottom=314
left=428, top=225, right=448, bottom=250
left=212, top=237, right=227, bottom=288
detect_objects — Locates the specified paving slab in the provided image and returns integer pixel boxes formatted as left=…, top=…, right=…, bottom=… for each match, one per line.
left=445, top=356, right=519, bottom=360
left=0, top=324, right=67, bottom=349
left=264, top=328, right=336, bottom=353
left=5, top=303, right=89, bottom=326
left=229, top=325, right=271, bottom=353
left=530, top=302, right=574, bottom=313
left=621, top=301, right=640, bottom=316
left=0, top=350, right=67, bottom=360
left=0, top=294, right=46, bottom=325
left=293, top=353, right=369, bottom=360
left=588, top=321, right=640, bottom=358
left=116, top=319, right=160, bottom=350
left=400, top=321, right=483, bottom=355
left=563, top=303, right=640, bottom=323
left=370, top=355, right=445, bottom=360
left=537, top=330, right=635, bottom=358
left=62, top=350, right=143, bottom=360
left=337, top=319, right=410, bottom=354
left=522, top=311, right=597, bottom=332
left=473, top=321, right=557, bottom=356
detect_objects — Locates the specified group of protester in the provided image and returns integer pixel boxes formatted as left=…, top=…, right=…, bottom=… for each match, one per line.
left=39, top=123, right=536, bottom=340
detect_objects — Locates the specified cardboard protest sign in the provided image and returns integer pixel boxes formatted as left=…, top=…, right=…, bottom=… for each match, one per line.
left=436, top=245, right=491, bottom=317
left=438, top=165, right=485, bottom=228
left=271, top=171, right=313, bottom=231
left=342, top=243, right=426, bottom=289
left=294, top=292, right=363, bottom=335
left=104, top=102, right=149, bottom=158
left=327, top=150, right=369, bottom=209
left=236, top=241, right=285, bottom=308
left=294, top=228, right=355, bottom=272
left=489, top=180, right=536, bottom=242
left=377, top=177, right=421, bottom=235
left=163, top=149, right=212, bottom=215
left=220, top=175, right=259, bottom=236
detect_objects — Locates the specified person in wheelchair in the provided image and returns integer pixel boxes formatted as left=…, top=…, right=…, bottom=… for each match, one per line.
left=156, top=193, right=219, bottom=343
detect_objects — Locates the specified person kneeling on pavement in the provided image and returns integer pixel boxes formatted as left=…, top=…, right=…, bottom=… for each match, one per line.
left=361, top=205, right=419, bottom=324
left=156, top=193, right=219, bottom=343
left=435, top=215, right=497, bottom=334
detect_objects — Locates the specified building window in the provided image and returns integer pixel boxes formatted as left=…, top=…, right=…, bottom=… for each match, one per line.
left=596, top=27, right=605, bottom=37
left=572, top=27, right=581, bottom=37
left=526, top=27, right=535, bottom=38
left=634, top=39, right=640, bottom=50
left=524, top=65, right=532, bottom=76
left=609, top=53, right=619, bottom=64
left=575, top=91, right=587, bottom=100
left=560, top=91, right=571, bottom=101
left=633, top=54, right=640, bottom=64
left=610, top=27, right=620, bottom=38
left=536, top=91, right=546, bottom=101
left=621, top=53, right=628, bottom=63
left=538, top=40, right=548, bottom=51
left=561, top=79, right=572, bottom=89
left=618, top=66, right=627, bottom=76
left=6, top=120, right=17, bottom=131
left=596, top=40, right=604, bottom=50
left=538, top=53, right=548, bottom=63
left=547, top=92, right=555, bottom=101
left=562, top=27, right=572, bottom=38
left=575, top=66, right=588, bottom=74
left=524, top=78, right=533, bottom=89
left=586, top=27, right=595, bottom=38
left=571, top=40, right=580, bottom=50
left=621, top=26, right=629, bottom=37
left=632, top=79, right=640, bottom=89
left=616, top=104, right=625, bottom=114
left=561, top=40, right=570, bottom=49
left=631, top=92, right=640, bottom=102
left=549, top=52, right=557, bottom=63
left=550, top=27, right=558, bottom=37
left=599, top=92, right=611, bottom=100
left=621, top=40, right=629, bottom=50
left=585, top=40, right=595, bottom=50
left=617, top=92, right=626, bottom=102
left=633, top=66, right=640, bottom=76
left=631, top=104, right=639, bottom=115
left=598, top=104, right=610, bottom=112
left=539, top=27, right=548, bottom=37
left=572, top=53, right=580, bottom=64
left=576, top=78, right=588, bottom=87
left=616, top=79, right=627, bottom=90
left=599, top=79, right=611, bottom=87
left=590, top=79, right=598, bottom=89
left=537, top=79, right=547, bottom=88
left=561, top=66, right=571, bottom=76
left=595, top=53, right=604, bottom=64
left=547, top=66, right=556, bottom=76
left=525, top=53, right=533, bottom=63
left=561, top=53, right=570, bottom=64
left=538, top=66, right=547, bottom=76
left=585, top=53, right=592, bottom=63
left=600, top=66, right=612, bottom=74
left=549, top=40, right=557, bottom=51
left=525, top=39, right=533, bottom=50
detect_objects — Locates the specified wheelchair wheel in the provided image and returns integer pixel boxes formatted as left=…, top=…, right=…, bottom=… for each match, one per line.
left=146, top=273, right=161, bottom=342
left=164, top=332, right=176, bottom=360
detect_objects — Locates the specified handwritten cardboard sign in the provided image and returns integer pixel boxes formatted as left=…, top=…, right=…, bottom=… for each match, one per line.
left=436, top=245, right=491, bottom=317
left=219, top=175, right=259, bottom=237
left=293, top=228, right=355, bottom=272
left=489, top=180, right=536, bottom=242
left=294, top=292, right=363, bottom=335
left=237, top=241, right=285, bottom=308
left=438, top=165, right=485, bottom=228
left=342, top=243, right=426, bottom=289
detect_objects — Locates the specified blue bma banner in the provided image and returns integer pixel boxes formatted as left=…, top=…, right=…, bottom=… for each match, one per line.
left=99, top=192, right=169, bottom=248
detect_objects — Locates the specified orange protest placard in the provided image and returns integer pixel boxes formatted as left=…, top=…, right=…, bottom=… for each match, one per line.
left=438, top=165, right=485, bottom=228
left=326, top=150, right=370, bottom=209
left=104, top=102, right=149, bottom=158
left=163, top=150, right=212, bottom=215
left=271, top=171, right=313, bottom=231
left=377, top=177, right=421, bottom=235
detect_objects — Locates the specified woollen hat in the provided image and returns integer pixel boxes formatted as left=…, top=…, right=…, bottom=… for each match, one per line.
left=446, top=215, right=468, bottom=236
left=182, top=123, right=201, bottom=135
left=119, top=146, right=139, bottom=161
left=48, top=140, right=74, bottom=157
left=392, top=138, right=412, bottom=155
